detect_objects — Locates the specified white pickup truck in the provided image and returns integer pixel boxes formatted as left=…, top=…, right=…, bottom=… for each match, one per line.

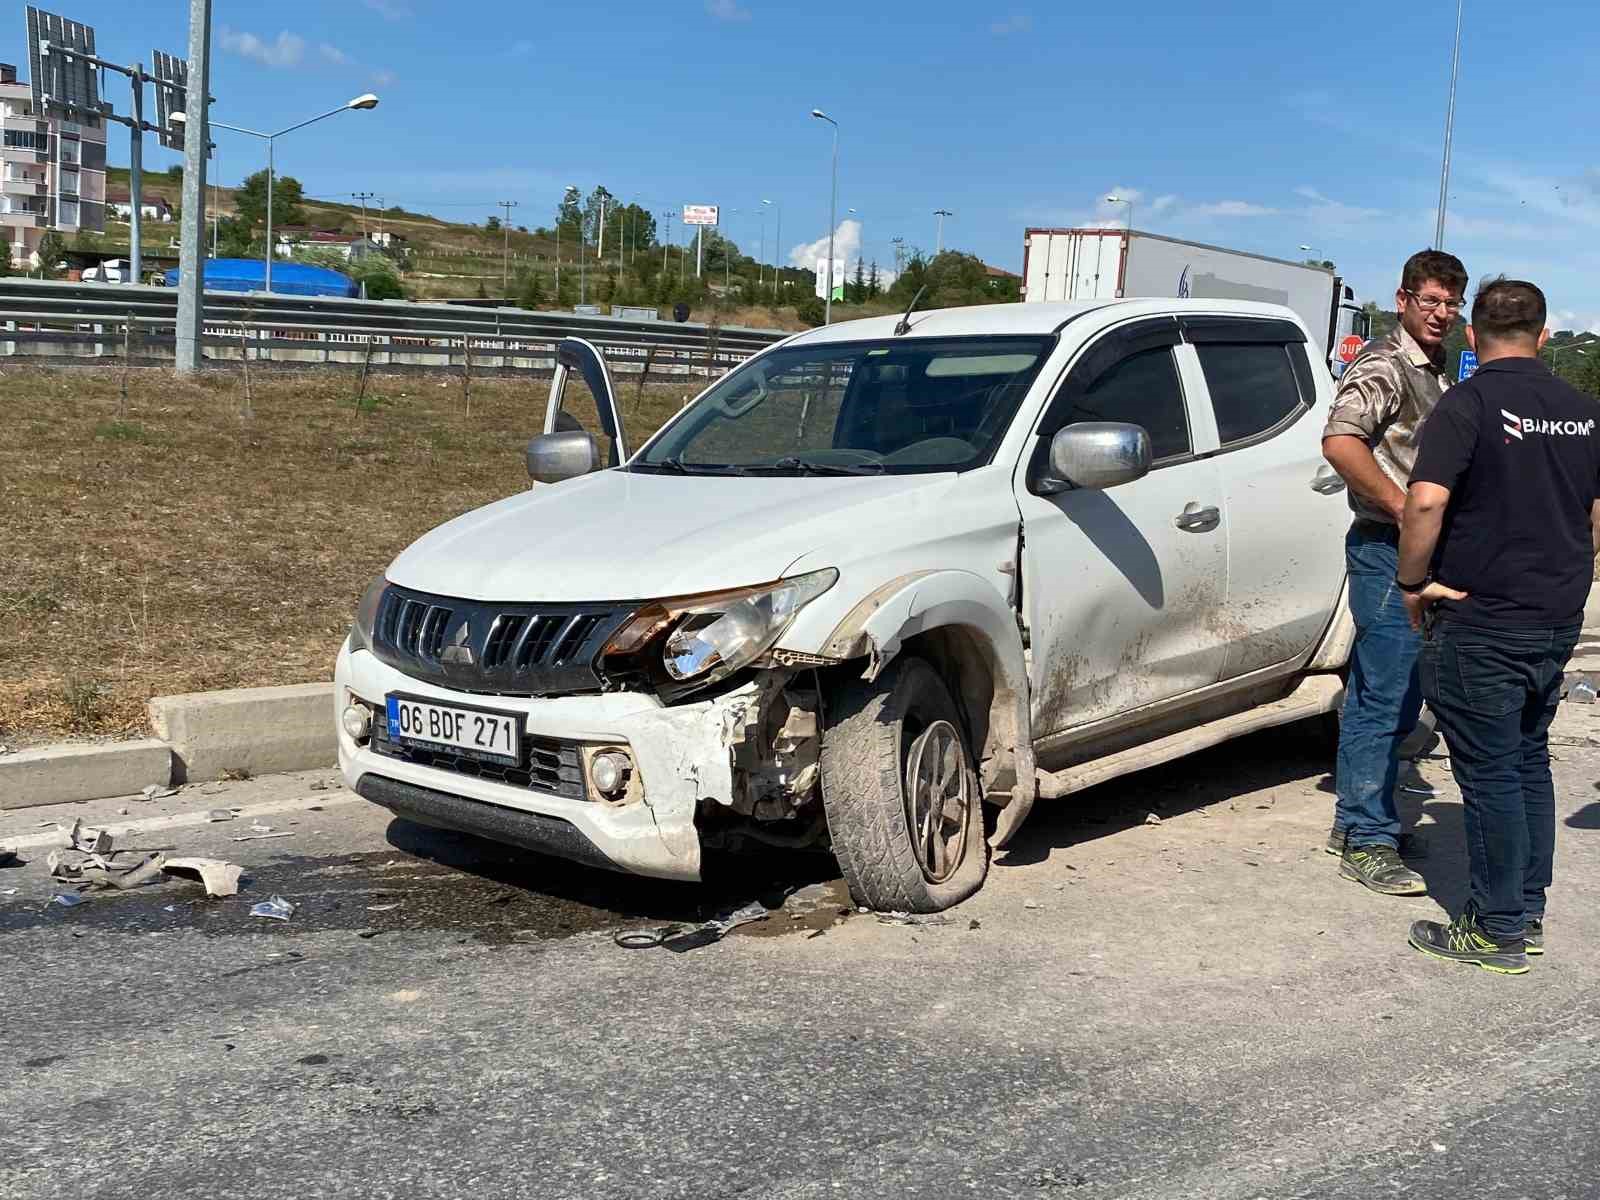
left=335, top=298, right=1354, bottom=912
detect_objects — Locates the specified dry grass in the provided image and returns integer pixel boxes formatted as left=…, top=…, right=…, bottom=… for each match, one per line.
left=0, top=364, right=690, bottom=741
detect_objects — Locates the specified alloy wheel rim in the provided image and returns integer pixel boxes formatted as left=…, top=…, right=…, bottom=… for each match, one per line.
left=904, top=719, right=971, bottom=884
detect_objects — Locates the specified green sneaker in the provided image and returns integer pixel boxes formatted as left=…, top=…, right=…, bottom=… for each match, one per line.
left=1340, top=842, right=1426, bottom=896
left=1324, top=823, right=1346, bottom=856
left=1409, top=911, right=1529, bottom=975
left=1524, top=917, right=1544, bottom=956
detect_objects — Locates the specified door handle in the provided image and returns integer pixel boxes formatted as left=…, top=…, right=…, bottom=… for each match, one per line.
left=1174, top=503, right=1221, bottom=533
left=1311, top=466, right=1347, bottom=494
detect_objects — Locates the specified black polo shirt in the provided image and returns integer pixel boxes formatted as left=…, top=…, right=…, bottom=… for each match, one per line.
left=1410, top=355, right=1600, bottom=627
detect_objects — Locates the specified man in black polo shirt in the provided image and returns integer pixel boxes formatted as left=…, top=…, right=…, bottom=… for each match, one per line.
left=1397, top=278, right=1600, bottom=974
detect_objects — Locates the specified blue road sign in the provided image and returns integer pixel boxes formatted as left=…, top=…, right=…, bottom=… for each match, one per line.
left=1458, top=350, right=1478, bottom=382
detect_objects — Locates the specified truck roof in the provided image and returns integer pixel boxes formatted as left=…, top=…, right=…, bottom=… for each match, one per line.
left=785, top=297, right=1311, bottom=344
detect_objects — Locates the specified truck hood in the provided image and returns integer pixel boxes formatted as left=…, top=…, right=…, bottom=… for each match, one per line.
left=385, top=468, right=958, bottom=603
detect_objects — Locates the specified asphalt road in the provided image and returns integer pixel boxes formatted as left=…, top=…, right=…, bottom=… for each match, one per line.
left=5, top=708, right=1600, bottom=1200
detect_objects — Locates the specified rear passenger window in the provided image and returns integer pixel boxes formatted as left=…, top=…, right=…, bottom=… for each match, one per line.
left=1195, top=343, right=1306, bottom=445
left=1055, top=346, right=1191, bottom=461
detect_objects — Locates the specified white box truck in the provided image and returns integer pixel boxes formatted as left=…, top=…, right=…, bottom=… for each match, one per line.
left=1022, top=228, right=1370, bottom=374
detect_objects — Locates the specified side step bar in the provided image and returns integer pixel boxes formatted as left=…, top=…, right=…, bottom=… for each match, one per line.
left=1036, top=673, right=1343, bottom=800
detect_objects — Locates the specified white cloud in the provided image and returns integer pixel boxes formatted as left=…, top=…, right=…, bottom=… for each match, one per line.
left=788, top=219, right=862, bottom=271
left=706, top=0, right=751, bottom=21
left=220, top=28, right=306, bottom=69
left=1190, top=200, right=1279, bottom=218
left=1294, top=184, right=1384, bottom=227
left=371, top=69, right=397, bottom=87
left=509, top=39, right=536, bottom=56
left=319, top=44, right=351, bottom=66
left=362, top=0, right=411, bottom=18
left=990, top=13, right=1032, bottom=34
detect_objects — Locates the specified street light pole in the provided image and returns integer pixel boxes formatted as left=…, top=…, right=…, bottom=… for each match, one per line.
left=1435, top=0, right=1465, bottom=250
left=557, top=185, right=577, bottom=302
left=811, top=109, right=838, bottom=324
left=174, top=0, right=213, bottom=374
left=183, top=93, right=379, bottom=294
left=1106, top=194, right=1133, bottom=232
left=933, top=208, right=951, bottom=255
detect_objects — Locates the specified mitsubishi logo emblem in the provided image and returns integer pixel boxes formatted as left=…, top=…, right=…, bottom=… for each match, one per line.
left=440, top=620, right=475, bottom=666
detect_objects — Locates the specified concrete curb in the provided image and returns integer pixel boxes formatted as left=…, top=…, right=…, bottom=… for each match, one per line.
left=0, top=739, right=173, bottom=811
left=149, top=683, right=336, bottom=785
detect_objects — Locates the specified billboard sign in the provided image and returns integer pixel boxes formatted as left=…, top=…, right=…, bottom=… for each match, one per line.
left=682, top=204, right=719, bottom=226
left=26, top=6, right=103, bottom=122
left=1458, top=349, right=1478, bottom=382
left=152, top=50, right=187, bottom=150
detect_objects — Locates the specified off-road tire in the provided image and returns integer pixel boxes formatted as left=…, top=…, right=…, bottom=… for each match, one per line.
left=819, top=656, right=988, bottom=912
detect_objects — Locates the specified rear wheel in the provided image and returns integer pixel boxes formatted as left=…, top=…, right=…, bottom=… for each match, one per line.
left=819, top=657, right=988, bottom=912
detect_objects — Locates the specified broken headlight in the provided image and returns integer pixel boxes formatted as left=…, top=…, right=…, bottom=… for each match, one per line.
left=346, top=574, right=390, bottom=654
left=602, top=569, right=838, bottom=694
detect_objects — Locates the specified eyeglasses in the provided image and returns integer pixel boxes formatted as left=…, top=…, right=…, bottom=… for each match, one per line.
left=1404, top=290, right=1464, bottom=314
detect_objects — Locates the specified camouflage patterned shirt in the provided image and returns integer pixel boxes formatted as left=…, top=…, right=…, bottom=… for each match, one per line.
left=1322, top=324, right=1451, bottom=524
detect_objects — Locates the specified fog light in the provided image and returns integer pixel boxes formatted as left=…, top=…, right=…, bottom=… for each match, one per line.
left=590, top=749, right=633, bottom=799
left=342, top=704, right=372, bottom=741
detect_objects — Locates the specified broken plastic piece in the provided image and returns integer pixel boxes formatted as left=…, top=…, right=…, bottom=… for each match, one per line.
left=140, top=784, right=180, bottom=800
left=877, top=911, right=952, bottom=927
left=50, top=892, right=86, bottom=908
left=162, top=857, right=243, bottom=898
left=230, top=831, right=295, bottom=842
left=1144, top=812, right=1163, bottom=825
left=205, top=809, right=235, bottom=823
left=250, top=895, right=296, bottom=921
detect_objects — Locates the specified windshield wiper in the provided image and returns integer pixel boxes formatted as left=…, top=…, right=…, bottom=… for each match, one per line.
left=633, top=456, right=748, bottom=476
left=745, top=457, right=886, bottom=476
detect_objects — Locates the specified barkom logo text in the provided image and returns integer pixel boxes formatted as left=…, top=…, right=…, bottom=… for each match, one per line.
left=1501, top=410, right=1597, bottom=441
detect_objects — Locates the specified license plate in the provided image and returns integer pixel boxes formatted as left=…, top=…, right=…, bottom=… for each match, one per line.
left=385, top=694, right=524, bottom=766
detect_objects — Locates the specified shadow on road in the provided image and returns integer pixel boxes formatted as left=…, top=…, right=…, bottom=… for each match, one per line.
left=997, top=724, right=1335, bottom=868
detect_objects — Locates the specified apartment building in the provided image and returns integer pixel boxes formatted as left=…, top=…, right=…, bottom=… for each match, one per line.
left=0, top=61, right=106, bottom=266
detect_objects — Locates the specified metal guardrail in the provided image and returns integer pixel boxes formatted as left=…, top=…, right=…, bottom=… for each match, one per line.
left=0, top=278, right=791, bottom=376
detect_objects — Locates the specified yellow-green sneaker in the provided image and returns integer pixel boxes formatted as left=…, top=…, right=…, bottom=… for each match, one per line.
left=1409, top=911, right=1528, bottom=975
left=1524, top=917, right=1544, bottom=956
left=1340, top=843, right=1426, bottom=896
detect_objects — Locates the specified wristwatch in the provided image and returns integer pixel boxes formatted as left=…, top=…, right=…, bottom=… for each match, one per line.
left=1396, top=576, right=1429, bottom=595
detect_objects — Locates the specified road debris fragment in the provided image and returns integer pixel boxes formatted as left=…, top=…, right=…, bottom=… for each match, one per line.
left=1144, top=812, right=1163, bottom=825
left=877, top=911, right=952, bottom=927
left=250, top=895, right=296, bottom=921
left=230, top=831, right=295, bottom=842
left=0, top=844, right=20, bottom=867
left=615, top=900, right=772, bottom=951
left=140, top=784, right=180, bottom=801
left=162, top=857, right=243, bottom=897
left=205, top=809, right=236, bottom=823
left=50, top=893, right=86, bottom=908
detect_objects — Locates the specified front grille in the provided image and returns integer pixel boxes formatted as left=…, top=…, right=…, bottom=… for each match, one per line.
left=370, top=584, right=635, bottom=697
left=370, top=714, right=588, bottom=801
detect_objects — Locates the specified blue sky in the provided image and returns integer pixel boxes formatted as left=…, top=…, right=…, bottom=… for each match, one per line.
left=31, top=0, right=1600, bottom=328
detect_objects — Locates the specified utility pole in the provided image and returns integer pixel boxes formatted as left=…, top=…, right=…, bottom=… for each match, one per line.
left=933, top=208, right=952, bottom=255
left=497, top=199, right=517, bottom=294
left=175, top=0, right=213, bottom=373
left=351, top=191, right=375, bottom=239
left=891, top=236, right=906, bottom=277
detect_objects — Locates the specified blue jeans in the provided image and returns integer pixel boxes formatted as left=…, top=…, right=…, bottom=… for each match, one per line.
left=1334, top=524, right=1423, bottom=849
left=1418, top=618, right=1579, bottom=941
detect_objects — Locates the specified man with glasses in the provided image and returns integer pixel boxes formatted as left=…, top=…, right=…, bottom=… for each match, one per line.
left=1321, top=249, right=1468, bottom=896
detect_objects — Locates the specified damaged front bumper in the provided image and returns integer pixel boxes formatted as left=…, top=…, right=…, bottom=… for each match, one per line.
left=335, top=644, right=807, bottom=881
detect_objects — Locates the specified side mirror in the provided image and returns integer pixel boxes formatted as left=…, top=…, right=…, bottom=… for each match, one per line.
left=1038, top=421, right=1152, bottom=494
left=526, top=430, right=602, bottom=484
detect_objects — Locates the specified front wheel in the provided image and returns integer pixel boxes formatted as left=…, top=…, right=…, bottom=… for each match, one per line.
left=819, top=657, right=988, bottom=912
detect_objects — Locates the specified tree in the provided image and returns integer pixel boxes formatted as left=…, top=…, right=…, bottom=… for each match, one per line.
left=232, top=169, right=306, bottom=233
left=868, top=261, right=881, bottom=299
left=0, top=236, right=11, bottom=277
left=516, top=268, right=547, bottom=309
left=850, top=256, right=866, bottom=303
left=555, top=190, right=583, bottom=245
left=349, top=254, right=404, bottom=300
left=582, top=186, right=615, bottom=246
left=165, top=164, right=183, bottom=183
left=485, top=215, right=501, bottom=233
left=35, top=230, right=66, bottom=278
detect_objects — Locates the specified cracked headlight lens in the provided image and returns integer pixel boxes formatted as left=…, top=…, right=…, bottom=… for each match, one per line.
left=603, top=569, right=838, bottom=691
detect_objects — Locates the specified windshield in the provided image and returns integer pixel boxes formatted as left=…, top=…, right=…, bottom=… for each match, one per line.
left=633, top=335, right=1055, bottom=475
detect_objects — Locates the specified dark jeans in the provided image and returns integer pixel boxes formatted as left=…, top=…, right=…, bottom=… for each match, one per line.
left=1418, top=617, right=1580, bottom=941
left=1335, top=524, right=1424, bottom=849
